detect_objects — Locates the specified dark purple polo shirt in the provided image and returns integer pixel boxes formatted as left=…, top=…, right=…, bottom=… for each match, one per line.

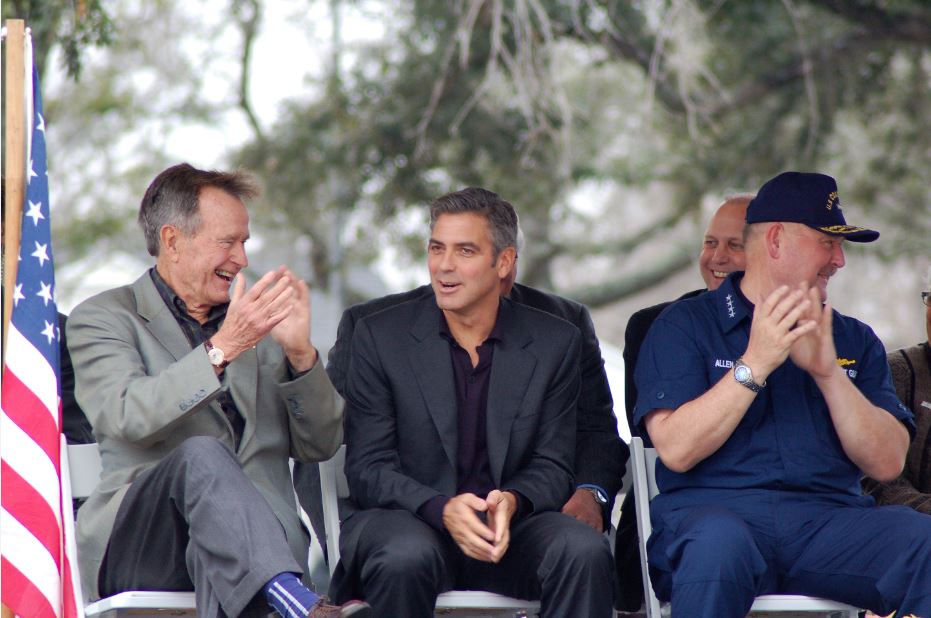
left=418, top=309, right=526, bottom=532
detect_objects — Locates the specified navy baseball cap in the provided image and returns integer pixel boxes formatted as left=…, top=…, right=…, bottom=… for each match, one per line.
left=746, top=172, right=879, bottom=243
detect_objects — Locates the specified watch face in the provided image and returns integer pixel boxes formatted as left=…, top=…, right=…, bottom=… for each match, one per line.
left=208, top=347, right=225, bottom=366
left=734, top=365, right=750, bottom=382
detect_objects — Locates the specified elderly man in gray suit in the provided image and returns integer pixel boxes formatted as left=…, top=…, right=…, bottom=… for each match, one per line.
left=330, top=188, right=614, bottom=617
left=67, top=164, right=370, bottom=618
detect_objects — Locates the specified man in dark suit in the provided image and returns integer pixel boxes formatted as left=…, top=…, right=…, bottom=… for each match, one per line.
left=329, top=188, right=614, bottom=616
left=316, top=255, right=626, bottom=534
left=615, top=194, right=750, bottom=611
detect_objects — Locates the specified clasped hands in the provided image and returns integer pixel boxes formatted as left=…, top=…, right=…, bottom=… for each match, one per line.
left=744, top=282, right=838, bottom=384
left=443, top=490, right=517, bottom=563
left=210, top=266, right=316, bottom=372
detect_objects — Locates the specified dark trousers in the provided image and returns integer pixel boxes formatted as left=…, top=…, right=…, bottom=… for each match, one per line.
left=649, top=491, right=931, bottom=618
left=99, top=436, right=304, bottom=618
left=333, top=509, right=614, bottom=618
left=613, top=490, right=644, bottom=611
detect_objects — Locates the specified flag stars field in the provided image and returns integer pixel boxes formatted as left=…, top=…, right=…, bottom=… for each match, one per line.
left=31, top=241, right=50, bottom=267
left=37, top=282, right=54, bottom=306
left=26, top=201, right=45, bottom=226
left=41, top=321, right=56, bottom=345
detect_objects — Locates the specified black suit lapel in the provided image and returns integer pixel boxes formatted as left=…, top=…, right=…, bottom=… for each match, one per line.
left=408, top=301, right=458, bottom=470
left=486, top=300, right=536, bottom=486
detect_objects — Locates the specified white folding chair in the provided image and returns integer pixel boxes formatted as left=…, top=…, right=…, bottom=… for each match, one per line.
left=319, top=445, right=541, bottom=617
left=66, top=442, right=197, bottom=618
left=629, top=437, right=860, bottom=618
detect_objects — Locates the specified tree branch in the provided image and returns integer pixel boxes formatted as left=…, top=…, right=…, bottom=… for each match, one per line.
left=561, top=242, right=694, bottom=307
left=553, top=208, right=687, bottom=258
left=805, top=0, right=931, bottom=43
left=234, top=0, right=265, bottom=142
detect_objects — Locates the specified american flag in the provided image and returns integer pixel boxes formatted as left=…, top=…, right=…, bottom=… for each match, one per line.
left=2, top=64, right=81, bottom=618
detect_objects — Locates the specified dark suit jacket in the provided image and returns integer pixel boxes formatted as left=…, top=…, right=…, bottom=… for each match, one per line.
left=328, top=283, right=627, bottom=515
left=338, top=296, right=581, bottom=566
left=622, top=289, right=704, bottom=438
left=59, top=312, right=95, bottom=445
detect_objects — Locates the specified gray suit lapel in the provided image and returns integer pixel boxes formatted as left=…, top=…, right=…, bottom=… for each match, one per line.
left=486, top=301, right=535, bottom=486
left=228, top=346, right=259, bottom=451
left=409, top=302, right=458, bottom=470
left=132, top=272, right=237, bottom=443
left=133, top=273, right=192, bottom=362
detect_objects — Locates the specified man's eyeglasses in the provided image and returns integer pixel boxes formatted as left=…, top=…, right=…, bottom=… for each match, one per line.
left=923, top=292, right=930, bottom=307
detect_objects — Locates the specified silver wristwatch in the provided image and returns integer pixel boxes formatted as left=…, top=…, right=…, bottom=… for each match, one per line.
left=733, top=358, right=765, bottom=393
left=205, top=339, right=229, bottom=369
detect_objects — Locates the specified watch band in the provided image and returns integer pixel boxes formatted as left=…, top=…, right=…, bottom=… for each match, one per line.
left=579, top=485, right=608, bottom=505
left=734, top=358, right=765, bottom=393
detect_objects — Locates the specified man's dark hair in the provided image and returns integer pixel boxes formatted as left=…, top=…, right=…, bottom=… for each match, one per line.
left=138, top=163, right=259, bottom=256
left=429, top=187, right=519, bottom=261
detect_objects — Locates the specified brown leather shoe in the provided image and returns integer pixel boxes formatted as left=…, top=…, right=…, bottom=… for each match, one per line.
left=307, top=598, right=372, bottom=618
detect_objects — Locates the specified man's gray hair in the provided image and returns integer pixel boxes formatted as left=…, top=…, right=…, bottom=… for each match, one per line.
left=138, top=163, right=258, bottom=256
left=429, top=187, right=519, bottom=262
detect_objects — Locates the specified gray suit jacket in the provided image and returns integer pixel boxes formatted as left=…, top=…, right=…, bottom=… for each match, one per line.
left=337, top=295, right=581, bottom=569
left=67, top=272, right=343, bottom=599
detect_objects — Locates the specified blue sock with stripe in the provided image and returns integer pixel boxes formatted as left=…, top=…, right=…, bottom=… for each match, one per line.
left=264, top=572, right=321, bottom=618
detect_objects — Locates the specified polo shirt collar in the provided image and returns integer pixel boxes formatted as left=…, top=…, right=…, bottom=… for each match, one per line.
left=438, top=302, right=504, bottom=347
left=714, top=271, right=752, bottom=333
left=149, top=267, right=227, bottom=327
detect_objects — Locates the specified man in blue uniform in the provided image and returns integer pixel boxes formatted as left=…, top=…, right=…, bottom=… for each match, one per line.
left=634, top=171, right=931, bottom=617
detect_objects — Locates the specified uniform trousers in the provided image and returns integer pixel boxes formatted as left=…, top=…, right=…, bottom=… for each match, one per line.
left=648, top=490, right=931, bottom=618
left=333, top=508, right=613, bottom=618
left=98, top=437, right=305, bottom=618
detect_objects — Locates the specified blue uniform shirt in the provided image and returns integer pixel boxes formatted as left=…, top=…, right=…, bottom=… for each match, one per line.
left=634, top=272, right=913, bottom=505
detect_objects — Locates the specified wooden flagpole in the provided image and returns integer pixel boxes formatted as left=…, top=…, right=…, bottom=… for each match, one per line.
left=2, top=19, right=26, bottom=617
left=2, top=21, right=26, bottom=618
left=3, top=19, right=27, bottom=364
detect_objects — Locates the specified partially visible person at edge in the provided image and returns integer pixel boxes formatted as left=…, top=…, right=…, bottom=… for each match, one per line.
left=634, top=171, right=931, bottom=617
left=67, top=163, right=370, bottom=618
left=615, top=194, right=750, bottom=611
left=862, top=266, right=931, bottom=513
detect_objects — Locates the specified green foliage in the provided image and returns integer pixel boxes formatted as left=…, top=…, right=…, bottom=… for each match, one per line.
left=3, top=0, right=113, bottom=79
left=33, top=0, right=931, bottom=308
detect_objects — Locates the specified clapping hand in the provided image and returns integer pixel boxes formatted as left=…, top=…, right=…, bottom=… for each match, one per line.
left=742, top=285, right=818, bottom=379
left=789, top=283, right=837, bottom=380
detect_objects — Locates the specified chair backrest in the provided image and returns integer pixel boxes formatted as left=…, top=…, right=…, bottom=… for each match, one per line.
left=318, top=444, right=347, bottom=573
left=629, top=437, right=663, bottom=618
left=67, top=442, right=103, bottom=499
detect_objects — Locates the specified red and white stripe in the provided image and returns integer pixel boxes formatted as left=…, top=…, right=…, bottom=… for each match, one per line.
left=2, top=324, right=81, bottom=618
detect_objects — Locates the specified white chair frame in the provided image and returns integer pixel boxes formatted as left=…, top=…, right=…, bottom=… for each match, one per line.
left=319, top=445, right=541, bottom=617
left=629, top=437, right=860, bottom=618
left=66, top=442, right=197, bottom=617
